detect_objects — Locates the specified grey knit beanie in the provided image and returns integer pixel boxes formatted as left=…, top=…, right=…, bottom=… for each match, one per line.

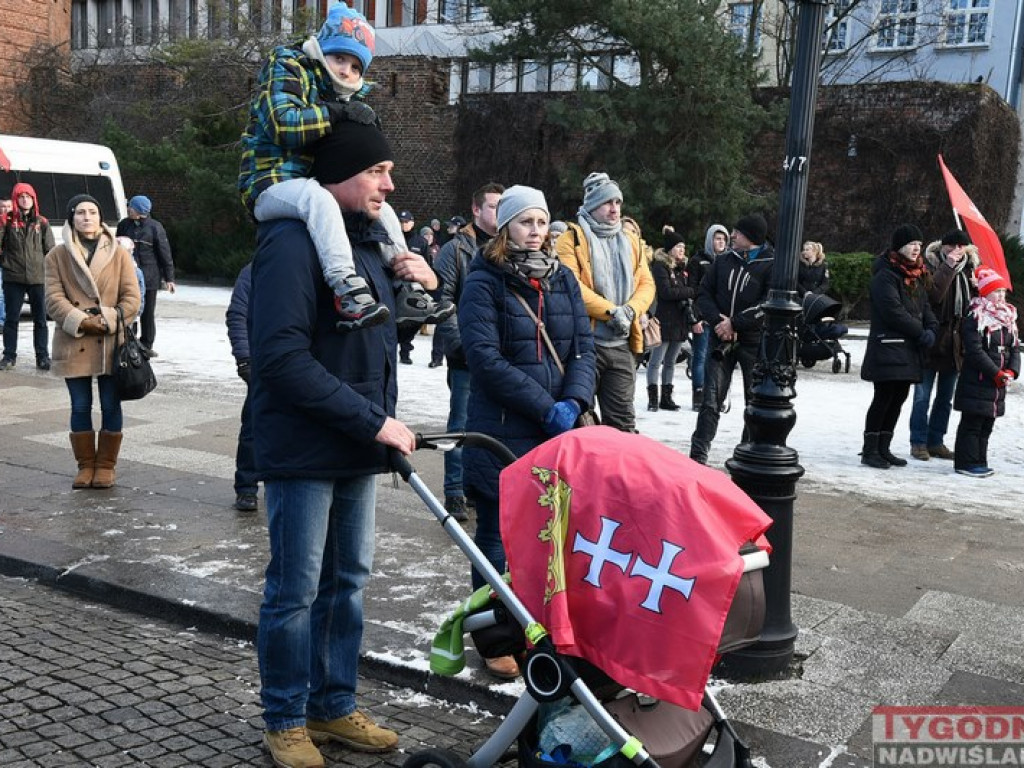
left=581, top=171, right=623, bottom=212
left=496, top=185, right=549, bottom=232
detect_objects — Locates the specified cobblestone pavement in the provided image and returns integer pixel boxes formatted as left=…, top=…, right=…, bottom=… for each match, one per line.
left=0, top=575, right=504, bottom=768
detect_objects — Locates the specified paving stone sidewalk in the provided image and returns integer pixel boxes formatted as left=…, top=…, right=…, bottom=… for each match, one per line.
left=0, top=575, right=502, bottom=768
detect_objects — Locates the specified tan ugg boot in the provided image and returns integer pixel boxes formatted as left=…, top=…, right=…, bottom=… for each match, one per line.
left=92, top=431, right=123, bottom=489
left=69, top=431, right=96, bottom=489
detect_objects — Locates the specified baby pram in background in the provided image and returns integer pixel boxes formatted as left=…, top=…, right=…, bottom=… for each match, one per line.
left=395, top=428, right=773, bottom=768
left=798, top=292, right=851, bottom=373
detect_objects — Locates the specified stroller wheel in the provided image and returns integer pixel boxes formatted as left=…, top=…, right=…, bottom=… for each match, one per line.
left=844, top=354, right=851, bottom=373
left=832, top=357, right=843, bottom=374
left=800, top=358, right=815, bottom=369
left=403, top=748, right=470, bottom=768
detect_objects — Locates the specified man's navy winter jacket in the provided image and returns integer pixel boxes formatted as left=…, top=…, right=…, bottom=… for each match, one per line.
left=249, top=215, right=398, bottom=480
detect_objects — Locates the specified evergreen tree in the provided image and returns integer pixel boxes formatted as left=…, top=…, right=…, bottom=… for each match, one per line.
left=472, top=0, right=779, bottom=235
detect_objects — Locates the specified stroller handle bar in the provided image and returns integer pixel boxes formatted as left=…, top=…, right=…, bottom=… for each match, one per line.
left=389, top=432, right=518, bottom=481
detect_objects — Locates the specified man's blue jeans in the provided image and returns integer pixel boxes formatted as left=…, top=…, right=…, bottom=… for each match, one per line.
left=690, top=330, right=709, bottom=391
left=909, top=369, right=958, bottom=446
left=443, top=368, right=470, bottom=498
left=258, top=475, right=376, bottom=732
left=66, top=376, right=123, bottom=432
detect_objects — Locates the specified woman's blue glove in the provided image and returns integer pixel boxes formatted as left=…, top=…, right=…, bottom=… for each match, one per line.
left=918, top=329, right=936, bottom=349
left=543, top=399, right=581, bottom=436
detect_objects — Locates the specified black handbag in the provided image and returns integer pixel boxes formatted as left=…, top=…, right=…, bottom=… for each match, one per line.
left=114, top=307, right=157, bottom=401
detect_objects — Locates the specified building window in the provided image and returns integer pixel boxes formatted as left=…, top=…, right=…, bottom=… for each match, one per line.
left=875, top=0, right=918, bottom=48
left=439, top=0, right=487, bottom=23
left=728, top=3, right=762, bottom=50
left=519, top=59, right=550, bottom=93
left=97, top=0, right=125, bottom=47
left=168, top=0, right=198, bottom=39
left=944, top=0, right=989, bottom=45
left=579, top=54, right=613, bottom=91
left=71, top=0, right=90, bottom=49
left=824, top=0, right=853, bottom=51
left=385, top=0, right=429, bottom=27
left=464, top=61, right=493, bottom=93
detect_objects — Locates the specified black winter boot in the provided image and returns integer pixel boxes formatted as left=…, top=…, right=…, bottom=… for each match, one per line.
left=860, top=432, right=891, bottom=469
left=877, top=431, right=907, bottom=466
left=647, top=385, right=659, bottom=412
left=659, top=384, right=681, bottom=411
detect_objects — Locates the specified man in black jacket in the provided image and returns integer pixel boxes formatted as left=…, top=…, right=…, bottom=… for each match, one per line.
left=689, top=214, right=774, bottom=465
left=116, top=195, right=175, bottom=356
left=433, top=182, right=503, bottom=522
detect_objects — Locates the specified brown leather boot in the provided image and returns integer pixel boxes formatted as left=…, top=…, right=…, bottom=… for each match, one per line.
left=92, top=431, right=123, bottom=488
left=69, top=431, right=96, bottom=489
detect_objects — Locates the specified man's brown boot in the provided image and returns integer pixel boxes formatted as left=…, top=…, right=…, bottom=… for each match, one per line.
left=92, top=431, right=123, bottom=488
left=69, top=431, right=96, bottom=489
left=263, top=727, right=324, bottom=768
left=306, top=710, right=398, bottom=753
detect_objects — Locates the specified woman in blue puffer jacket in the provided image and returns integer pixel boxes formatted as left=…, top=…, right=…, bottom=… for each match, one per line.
left=458, top=186, right=595, bottom=675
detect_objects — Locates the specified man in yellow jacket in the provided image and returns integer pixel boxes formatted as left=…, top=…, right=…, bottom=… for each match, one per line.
left=556, top=172, right=654, bottom=432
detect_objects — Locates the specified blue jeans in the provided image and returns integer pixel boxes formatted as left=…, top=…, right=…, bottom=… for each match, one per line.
left=66, top=376, right=122, bottom=432
left=443, top=367, right=470, bottom=498
left=909, top=369, right=958, bottom=446
left=470, top=493, right=504, bottom=591
left=3, top=281, right=48, bottom=360
left=645, top=341, right=684, bottom=386
left=691, top=329, right=709, bottom=390
left=258, top=475, right=377, bottom=731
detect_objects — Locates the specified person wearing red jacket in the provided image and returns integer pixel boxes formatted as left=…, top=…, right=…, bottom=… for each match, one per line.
left=0, top=183, right=54, bottom=370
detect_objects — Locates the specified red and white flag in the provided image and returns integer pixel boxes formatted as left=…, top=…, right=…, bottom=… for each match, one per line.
left=499, top=427, right=772, bottom=711
left=938, top=154, right=1012, bottom=288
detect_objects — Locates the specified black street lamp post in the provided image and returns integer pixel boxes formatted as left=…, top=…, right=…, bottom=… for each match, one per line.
left=718, top=0, right=830, bottom=679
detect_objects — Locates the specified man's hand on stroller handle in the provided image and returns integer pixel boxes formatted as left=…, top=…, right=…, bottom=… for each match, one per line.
left=376, top=417, right=416, bottom=455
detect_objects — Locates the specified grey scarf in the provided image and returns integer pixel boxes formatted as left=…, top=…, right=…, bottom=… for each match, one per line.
left=502, top=248, right=560, bottom=283
left=577, top=209, right=633, bottom=306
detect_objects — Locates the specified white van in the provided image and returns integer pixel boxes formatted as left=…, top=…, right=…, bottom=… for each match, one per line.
left=0, top=134, right=128, bottom=243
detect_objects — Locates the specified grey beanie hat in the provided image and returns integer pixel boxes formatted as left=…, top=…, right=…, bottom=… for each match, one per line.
left=581, top=171, right=623, bottom=212
left=496, top=185, right=549, bottom=232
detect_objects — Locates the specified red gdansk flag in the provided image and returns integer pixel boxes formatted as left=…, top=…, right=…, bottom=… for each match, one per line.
left=938, top=154, right=1012, bottom=288
left=499, top=427, right=772, bottom=711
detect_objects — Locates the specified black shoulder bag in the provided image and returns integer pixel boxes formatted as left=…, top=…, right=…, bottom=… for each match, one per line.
left=114, top=307, right=157, bottom=401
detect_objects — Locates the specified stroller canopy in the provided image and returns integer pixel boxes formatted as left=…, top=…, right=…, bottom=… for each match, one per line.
left=802, top=291, right=843, bottom=324
left=499, top=427, right=772, bottom=711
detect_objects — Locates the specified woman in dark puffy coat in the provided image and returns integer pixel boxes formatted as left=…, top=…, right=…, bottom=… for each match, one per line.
left=859, top=225, right=938, bottom=469
left=645, top=229, right=695, bottom=412
left=459, top=185, right=595, bottom=677
left=797, top=240, right=830, bottom=297
left=952, top=267, right=1020, bottom=477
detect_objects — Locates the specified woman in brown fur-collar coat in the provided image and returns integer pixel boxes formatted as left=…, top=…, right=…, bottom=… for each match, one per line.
left=44, top=194, right=141, bottom=490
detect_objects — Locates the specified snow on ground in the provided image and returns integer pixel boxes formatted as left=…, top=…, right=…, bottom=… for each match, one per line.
left=157, top=284, right=1024, bottom=523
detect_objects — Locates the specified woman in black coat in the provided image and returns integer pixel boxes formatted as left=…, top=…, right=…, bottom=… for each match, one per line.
left=859, top=225, right=938, bottom=468
left=952, top=268, right=1020, bottom=477
left=645, top=230, right=695, bottom=412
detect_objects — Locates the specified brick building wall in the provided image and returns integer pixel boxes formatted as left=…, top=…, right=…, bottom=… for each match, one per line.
left=368, top=56, right=461, bottom=224
left=0, top=0, right=71, bottom=135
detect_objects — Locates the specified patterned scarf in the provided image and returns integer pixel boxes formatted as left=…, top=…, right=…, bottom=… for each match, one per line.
left=968, top=296, right=1019, bottom=344
left=502, top=247, right=560, bottom=283
left=888, top=251, right=927, bottom=287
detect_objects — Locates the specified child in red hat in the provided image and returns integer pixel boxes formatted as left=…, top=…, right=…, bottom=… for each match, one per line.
left=952, top=267, right=1020, bottom=477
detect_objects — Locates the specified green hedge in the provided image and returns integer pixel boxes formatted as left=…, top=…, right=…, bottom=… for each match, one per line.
left=825, top=251, right=874, bottom=319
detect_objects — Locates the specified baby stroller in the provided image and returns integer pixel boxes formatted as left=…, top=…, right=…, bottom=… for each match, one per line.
left=393, top=427, right=772, bottom=768
left=798, top=292, right=851, bottom=374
